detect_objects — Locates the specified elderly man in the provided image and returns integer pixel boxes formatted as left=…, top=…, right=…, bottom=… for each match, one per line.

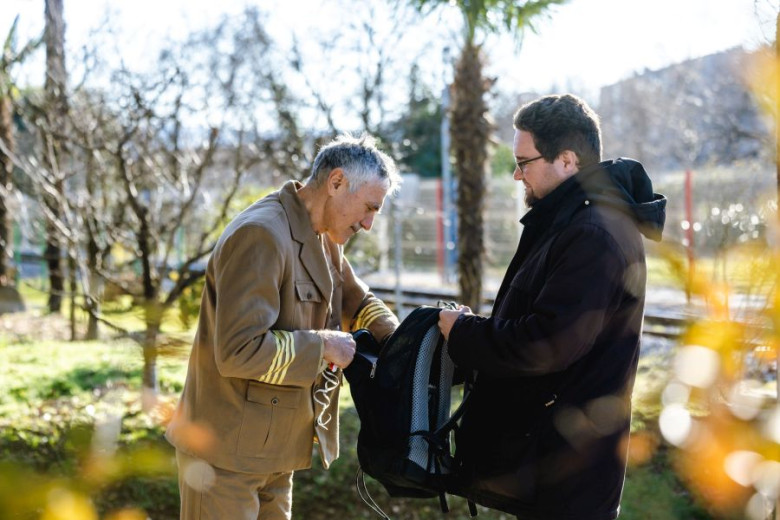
left=166, top=133, right=401, bottom=519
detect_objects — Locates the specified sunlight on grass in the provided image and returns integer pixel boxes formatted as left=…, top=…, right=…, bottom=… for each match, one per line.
left=0, top=332, right=186, bottom=518
left=17, top=277, right=199, bottom=338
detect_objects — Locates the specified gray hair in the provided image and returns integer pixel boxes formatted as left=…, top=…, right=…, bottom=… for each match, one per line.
left=306, top=133, right=401, bottom=195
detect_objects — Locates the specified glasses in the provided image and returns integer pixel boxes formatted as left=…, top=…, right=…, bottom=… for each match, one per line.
left=515, top=155, right=543, bottom=175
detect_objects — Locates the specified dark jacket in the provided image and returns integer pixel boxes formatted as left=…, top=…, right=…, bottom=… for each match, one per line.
left=448, top=159, right=666, bottom=520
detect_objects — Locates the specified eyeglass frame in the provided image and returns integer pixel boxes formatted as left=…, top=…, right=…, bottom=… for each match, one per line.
left=515, top=155, right=544, bottom=175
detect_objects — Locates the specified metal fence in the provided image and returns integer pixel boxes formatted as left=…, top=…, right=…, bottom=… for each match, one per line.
left=367, top=173, right=526, bottom=280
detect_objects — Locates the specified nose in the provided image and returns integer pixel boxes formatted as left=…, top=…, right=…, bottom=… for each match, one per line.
left=513, top=166, right=524, bottom=181
left=361, top=214, right=375, bottom=231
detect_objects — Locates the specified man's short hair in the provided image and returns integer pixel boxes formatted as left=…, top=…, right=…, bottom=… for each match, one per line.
left=513, top=94, right=602, bottom=168
left=307, top=133, right=401, bottom=195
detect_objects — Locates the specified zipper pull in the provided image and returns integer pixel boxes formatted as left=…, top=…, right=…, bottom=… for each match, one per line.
left=370, top=362, right=377, bottom=379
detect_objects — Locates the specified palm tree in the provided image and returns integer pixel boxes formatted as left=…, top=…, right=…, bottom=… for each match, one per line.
left=0, top=17, right=39, bottom=296
left=408, top=0, right=567, bottom=311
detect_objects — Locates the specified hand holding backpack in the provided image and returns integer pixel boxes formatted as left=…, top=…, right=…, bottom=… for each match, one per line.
left=344, top=305, right=478, bottom=518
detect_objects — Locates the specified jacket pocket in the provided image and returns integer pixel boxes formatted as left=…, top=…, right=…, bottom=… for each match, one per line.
left=295, top=280, right=321, bottom=302
left=499, top=276, right=535, bottom=317
left=295, top=280, right=322, bottom=325
left=237, top=382, right=303, bottom=458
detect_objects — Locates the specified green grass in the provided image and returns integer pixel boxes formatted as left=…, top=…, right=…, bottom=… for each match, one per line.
left=0, top=332, right=185, bottom=519
left=621, top=450, right=711, bottom=520
left=0, top=338, right=186, bottom=406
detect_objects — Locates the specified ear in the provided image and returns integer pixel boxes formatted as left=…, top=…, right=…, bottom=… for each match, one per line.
left=327, top=168, right=346, bottom=195
left=559, top=150, right=579, bottom=174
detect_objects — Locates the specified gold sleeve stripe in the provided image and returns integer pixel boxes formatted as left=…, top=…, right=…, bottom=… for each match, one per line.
left=353, top=300, right=394, bottom=331
left=357, top=307, right=385, bottom=329
left=258, top=330, right=295, bottom=385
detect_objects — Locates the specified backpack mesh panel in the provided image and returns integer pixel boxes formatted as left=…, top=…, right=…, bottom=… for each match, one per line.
left=409, top=325, right=452, bottom=469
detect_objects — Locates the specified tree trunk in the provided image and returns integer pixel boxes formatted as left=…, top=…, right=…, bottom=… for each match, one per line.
left=84, top=158, right=100, bottom=339
left=142, top=301, right=163, bottom=413
left=142, top=316, right=161, bottom=393
left=44, top=0, right=67, bottom=314
left=0, top=95, right=12, bottom=287
left=139, top=207, right=161, bottom=394
left=44, top=218, right=63, bottom=312
left=85, top=246, right=101, bottom=340
left=0, top=97, right=24, bottom=313
left=451, top=42, right=490, bottom=312
left=68, top=254, right=76, bottom=340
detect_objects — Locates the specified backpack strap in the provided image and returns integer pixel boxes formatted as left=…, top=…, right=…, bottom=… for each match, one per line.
left=438, top=491, right=450, bottom=513
left=432, top=370, right=475, bottom=439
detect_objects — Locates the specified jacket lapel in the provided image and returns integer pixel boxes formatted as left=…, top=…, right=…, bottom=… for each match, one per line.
left=279, top=181, right=333, bottom=302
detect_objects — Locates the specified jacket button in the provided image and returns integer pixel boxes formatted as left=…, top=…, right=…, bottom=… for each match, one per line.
left=584, top=200, right=590, bottom=205
left=271, top=398, right=279, bottom=405
left=307, top=292, right=312, bottom=299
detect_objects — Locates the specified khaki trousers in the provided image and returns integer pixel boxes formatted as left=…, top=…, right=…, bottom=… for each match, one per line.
left=176, top=450, right=293, bottom=520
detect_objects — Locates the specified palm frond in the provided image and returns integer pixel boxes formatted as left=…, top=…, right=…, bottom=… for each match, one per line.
left=500, top=0, right=570, bottom=34
left=2, top=15, right=43, bottom=71
left=2, top=15, right=20, bottom=65
left=407, top=0, right=570, bottom=43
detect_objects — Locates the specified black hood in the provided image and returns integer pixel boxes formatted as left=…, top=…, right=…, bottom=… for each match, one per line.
left=576, top=158, right=667, bottom=241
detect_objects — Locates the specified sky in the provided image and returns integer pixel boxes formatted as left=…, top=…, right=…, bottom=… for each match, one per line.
left=2, top=0, right=777, bottom=100
left=491, top=0, right=776, bottom=95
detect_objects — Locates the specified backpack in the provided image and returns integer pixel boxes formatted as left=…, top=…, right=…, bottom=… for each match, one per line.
left=344, top=305, right=478, bottom=518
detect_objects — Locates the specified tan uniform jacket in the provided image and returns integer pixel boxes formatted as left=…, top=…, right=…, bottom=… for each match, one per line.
left=165, top=181, right=398, bottom=474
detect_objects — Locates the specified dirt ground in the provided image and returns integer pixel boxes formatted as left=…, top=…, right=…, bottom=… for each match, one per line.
left=0, top=308, right=74, bottom=342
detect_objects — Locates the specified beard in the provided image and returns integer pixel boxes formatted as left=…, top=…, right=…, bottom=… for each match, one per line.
left=524, top=188, right=538, bottom=208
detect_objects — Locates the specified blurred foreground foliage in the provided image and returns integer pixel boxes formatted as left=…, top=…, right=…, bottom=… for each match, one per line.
left=647, top=236, right=779, bottom=520
left=0, top=312, right=735, bottom=520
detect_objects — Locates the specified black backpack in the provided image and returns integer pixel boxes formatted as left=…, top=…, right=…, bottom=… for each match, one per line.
left=344, top=305, right=478, bottom=518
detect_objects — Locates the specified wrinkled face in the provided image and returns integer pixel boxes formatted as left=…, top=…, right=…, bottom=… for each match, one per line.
left=513, top=129, right=570, bottom=207
left=323, top=172, right=388, bottom=245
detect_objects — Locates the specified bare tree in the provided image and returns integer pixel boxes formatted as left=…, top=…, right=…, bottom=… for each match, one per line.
left=89, top=9, right=297, bottom=393
left=10, top=2, right=424, bottom=390
left=67, top=88, right=128, bottom=339
left=42, top=0, right=68, bottom=314
left=99, top=67, right=240, bottom=392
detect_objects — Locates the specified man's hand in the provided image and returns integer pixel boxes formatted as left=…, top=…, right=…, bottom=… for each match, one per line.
left=438, top=306, right=473, bottom=341
left=319, top=330, right=356, bottom=369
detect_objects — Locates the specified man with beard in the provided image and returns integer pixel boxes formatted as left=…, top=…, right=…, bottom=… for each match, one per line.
left=439, top=94, right=666, bottom=520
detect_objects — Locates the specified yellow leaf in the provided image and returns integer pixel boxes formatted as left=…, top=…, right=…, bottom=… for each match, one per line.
left=40, top=489, right=97, bottom=520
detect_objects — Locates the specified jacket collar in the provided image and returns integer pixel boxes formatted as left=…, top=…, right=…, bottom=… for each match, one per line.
left=520, top=171, right=585, bottom=233
left=279, top=181, right=333, bottom=302
left=520, top=159, right=666, bottom=241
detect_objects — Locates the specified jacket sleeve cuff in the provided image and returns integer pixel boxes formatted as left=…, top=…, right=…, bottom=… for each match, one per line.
left=350, top=295, right=399, bottom=343
left=446, top=314, right=473, bottom=367
left=255, top=329, right=324, bottom=386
